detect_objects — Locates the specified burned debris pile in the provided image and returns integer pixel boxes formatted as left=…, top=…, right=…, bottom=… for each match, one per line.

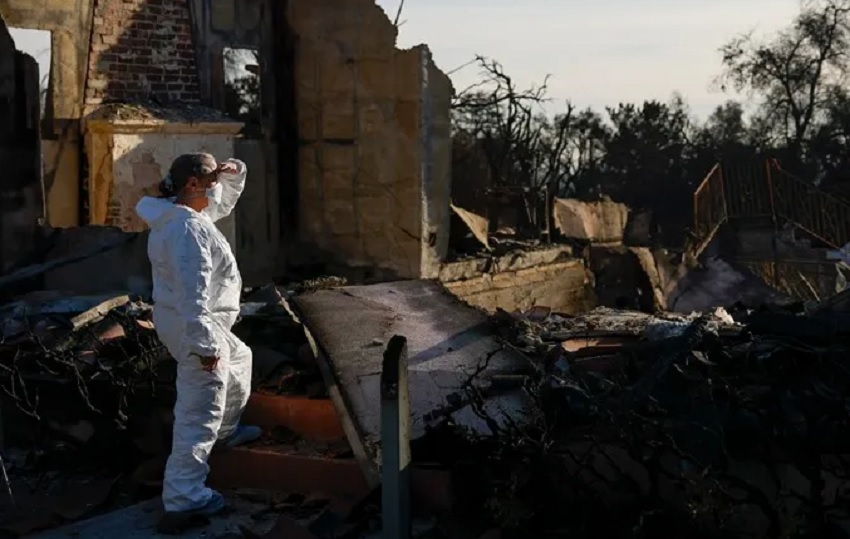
left=1, top=278, right=850, bottom=538
left=0, top=286, right=324, bottom=535
left=0, top=295, right=170, bottom=446
left=0, top=288, right=317, bottom=454
left=438, top=299, right=850, bottom=538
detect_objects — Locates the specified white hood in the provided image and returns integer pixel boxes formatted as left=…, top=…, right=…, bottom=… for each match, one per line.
left=136, top=196, right=178, bottom=229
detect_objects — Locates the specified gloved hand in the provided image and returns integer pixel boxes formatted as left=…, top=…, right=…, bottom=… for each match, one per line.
left=217, top=162, right=239, bottom=175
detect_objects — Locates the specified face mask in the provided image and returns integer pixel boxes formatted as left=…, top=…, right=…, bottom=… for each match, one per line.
left=206, top=182, right=223, bottom=205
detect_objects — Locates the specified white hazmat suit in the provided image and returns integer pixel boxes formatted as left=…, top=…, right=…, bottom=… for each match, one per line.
left=135, top=159, right=251, bottom=513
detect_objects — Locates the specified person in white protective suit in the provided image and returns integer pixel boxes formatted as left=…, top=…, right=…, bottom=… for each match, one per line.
left=135, top=153, right=261, bottom=518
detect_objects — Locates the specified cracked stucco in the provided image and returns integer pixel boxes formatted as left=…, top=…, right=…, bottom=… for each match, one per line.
left=85, top=122, right=239, bottom=247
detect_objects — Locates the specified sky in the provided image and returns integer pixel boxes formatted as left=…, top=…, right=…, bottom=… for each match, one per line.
left=374, top=0, right=802, bottom=118
left=8, top=27, right=50, bottom=85
left=9, top=0, right=803, bottom=119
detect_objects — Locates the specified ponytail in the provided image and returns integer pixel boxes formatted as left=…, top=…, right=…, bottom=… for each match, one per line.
left=158, top=173, right=177, bottom=197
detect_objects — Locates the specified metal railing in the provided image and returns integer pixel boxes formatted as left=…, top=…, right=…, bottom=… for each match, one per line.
left=721, top=158, right=774, bottom=219
left=692, top=158, right=850, bottom=256
left=691, top=158, right=850, bottom=301
left=767, top=160, right=850, bottom=249
left=692, top=163, right=728, bottom=257
left=735, top=257, right=842, bottom=303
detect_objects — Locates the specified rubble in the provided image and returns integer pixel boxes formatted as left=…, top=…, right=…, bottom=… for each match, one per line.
left=552, top=197, right=629, bottom=244
left=0, top=284, right=326, bottom=536
left=434, top=300, right=850, bottom=538
left=1, top=270, right=849, bottom=538
left=291, top=280, right=535, bottom=482
left=450, top=203, right=491, bottom=251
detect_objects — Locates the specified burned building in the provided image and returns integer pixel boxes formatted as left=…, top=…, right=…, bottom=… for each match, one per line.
left=1, top=0, right=629, bottom=317
left=12, top=0, right=815, bottom=324
left=0, top=0, right=454, bottom=286
left=5, top=4, right=850, bottom=537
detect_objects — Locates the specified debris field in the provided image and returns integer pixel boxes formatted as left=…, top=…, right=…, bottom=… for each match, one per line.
left=0, top=282, right=848, bottom=538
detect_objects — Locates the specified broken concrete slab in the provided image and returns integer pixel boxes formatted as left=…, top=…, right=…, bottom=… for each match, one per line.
left=69, top=295, right=132, bottom=329
left=450, top=203, right=490, bottom=250
left=443, top=258, right=593, bottom=315
left=0, top=292, right=137, bottom=339
left=292, top=281, right=534, bottom=479
left=553, top=197, right=629, bottom=243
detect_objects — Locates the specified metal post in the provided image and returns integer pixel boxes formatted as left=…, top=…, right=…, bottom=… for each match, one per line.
left=381, top=335, right=411, bottom=539
left=693, top=189, right=699, bottom=236
left=766, top=160, right=780, bottom=287
left=717, top=164, right=728, bottom=223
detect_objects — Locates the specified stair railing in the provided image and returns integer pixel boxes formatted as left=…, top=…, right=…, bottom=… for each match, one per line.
left=691, top=163, right=728, bottom=257
left=766, top=160, right=850, bottom=250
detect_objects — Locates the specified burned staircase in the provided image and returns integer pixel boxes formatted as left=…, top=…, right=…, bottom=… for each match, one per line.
left=691, top=158, right=850, bottom=301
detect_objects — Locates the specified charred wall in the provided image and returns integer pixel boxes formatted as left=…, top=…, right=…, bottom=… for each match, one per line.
left=185, top=0, right=288, bottom=285
left=0, top=0, right=95, bottom=228
left=0, top=15, right=43, bottom=273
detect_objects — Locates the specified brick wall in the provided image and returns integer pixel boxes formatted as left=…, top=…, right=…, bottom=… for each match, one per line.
left=86, top=0, right=200, bottom=105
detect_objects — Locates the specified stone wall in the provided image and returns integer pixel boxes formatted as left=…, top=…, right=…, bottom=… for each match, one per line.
left=440, top=247, right=595, bottom=314
left=419, top=57, right=453, bottom=278
left=4, top=0, right=455, bottom=283
left=288, top=0, right=453, bottom=279
left=86, top=0, right=200, bottom=106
